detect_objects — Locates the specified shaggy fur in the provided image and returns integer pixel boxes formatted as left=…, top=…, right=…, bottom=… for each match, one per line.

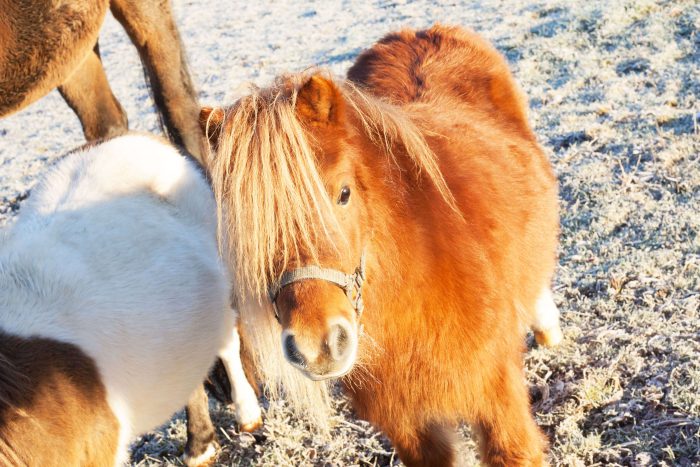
left=205, top=25, right=561, bottom=466
left=0, top=333, right=119, bottom=467
left=201, top=74, right=457, bottom=427
left=204, top=74, right=455, bottom=300
left=0, top=134, right=233, bottom=465
left=0, top=0, right=204, bottom=160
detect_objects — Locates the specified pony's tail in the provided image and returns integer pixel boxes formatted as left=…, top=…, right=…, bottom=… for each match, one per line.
left=237, top=298, right=332, bottom=431
left=347, top=24, right=532, bottom=135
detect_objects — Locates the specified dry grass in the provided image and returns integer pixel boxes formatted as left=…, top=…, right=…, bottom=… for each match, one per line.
left=1, top=0, right=698, bottom=465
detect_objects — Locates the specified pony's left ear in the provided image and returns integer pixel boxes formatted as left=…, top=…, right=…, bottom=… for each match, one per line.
left=199, top=106, right=225, bottom=148
left=296, top=75, right=345, bottom=126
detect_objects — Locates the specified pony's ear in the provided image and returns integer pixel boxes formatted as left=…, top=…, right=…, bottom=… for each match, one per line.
left=199, top=106, right=224, bottom=148
left=296, top=75, right=345, bottom=126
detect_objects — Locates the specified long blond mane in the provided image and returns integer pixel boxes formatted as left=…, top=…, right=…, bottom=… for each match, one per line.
left=208, top=72, right=455, bottom=301
left=206, top=72, right=456, bottom=427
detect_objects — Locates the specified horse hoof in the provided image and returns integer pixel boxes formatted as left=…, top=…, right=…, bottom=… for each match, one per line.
left=239, top=416, right=263, bottom=433
left=183, top=441, right=218, bottom=467
left=235, top=398, right=262, bottom=432
left=534, top=326, right=563, bottom=347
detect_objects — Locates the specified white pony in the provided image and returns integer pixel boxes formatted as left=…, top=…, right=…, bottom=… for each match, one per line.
left=0, top=134, right=259, bottom=466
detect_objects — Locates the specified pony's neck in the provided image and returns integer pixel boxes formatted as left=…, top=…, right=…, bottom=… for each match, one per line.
left=349, top=102, right=468, bottom=332
left=358, top=135, right=435, bottom=310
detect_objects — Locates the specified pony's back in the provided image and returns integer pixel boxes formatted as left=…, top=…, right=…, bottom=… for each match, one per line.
left=0, top=134, right=232, bottom=463
left=348, top=24, right=532, bottom=138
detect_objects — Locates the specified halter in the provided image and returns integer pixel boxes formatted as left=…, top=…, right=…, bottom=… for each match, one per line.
left=268, top=251, right=367, bottom=323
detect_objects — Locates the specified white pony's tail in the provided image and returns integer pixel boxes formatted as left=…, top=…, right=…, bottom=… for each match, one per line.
left=237, top=298, right=332, bottom=431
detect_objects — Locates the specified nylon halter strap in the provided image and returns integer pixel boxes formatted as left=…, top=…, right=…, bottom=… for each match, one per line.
left=268, top=251, right=367, bottom=323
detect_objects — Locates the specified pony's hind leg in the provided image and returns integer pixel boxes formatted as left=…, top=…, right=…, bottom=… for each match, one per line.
left=183, top=385, right=218, bottom=467
left=109, top=0, right=205, bottom=162
left=532, top=287, right=563, bottom=347
left=218, top=324, right=263, bottom=432
left=58, top=43, right=128, bottom=141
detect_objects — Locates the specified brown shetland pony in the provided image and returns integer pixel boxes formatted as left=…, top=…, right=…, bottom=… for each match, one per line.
left=202, top=25, right=562, bottom=466
left=0, top=0, right=204, bottom=160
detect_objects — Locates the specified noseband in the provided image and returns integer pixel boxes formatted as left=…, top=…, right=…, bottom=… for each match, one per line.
left=268, top=251, right=367, bottom=323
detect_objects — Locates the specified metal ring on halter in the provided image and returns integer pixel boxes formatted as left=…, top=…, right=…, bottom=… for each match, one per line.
left=269, top=250, right=367, bottom=324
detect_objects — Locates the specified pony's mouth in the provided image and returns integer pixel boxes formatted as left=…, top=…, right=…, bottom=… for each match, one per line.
left=306, top=340, right=358, bottom=381
left=281, top=319, right=358, bottom=381
left=300, top=364, right=354, bottom=382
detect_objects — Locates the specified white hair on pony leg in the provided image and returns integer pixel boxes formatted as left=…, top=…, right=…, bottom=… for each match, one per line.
left=532, top=287, right=563, bottom=347
left=237, top=296, right=332, bottom=430
left=218, top=321, right=262, bottom=431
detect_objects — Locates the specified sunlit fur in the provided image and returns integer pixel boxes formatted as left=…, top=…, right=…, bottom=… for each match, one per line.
left=207, top=74, right=455, bottom=301
left=206, top=24, right=560, bottom=465
left=205, top=74, right=457, bottom=427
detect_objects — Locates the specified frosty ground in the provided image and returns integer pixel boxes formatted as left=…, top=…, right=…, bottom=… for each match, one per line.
left=1, top=0, right=698, bottom=465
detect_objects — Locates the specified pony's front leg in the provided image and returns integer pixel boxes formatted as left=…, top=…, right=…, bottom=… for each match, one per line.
left=219, top=324, right=263, bottom=432
left=349, top=384, right=457, bottom=467
left=386, top=421, right=457, bottom=467
left=183, top=385, right=218, bottom=467
left=472, top=361, right=548, bottom=467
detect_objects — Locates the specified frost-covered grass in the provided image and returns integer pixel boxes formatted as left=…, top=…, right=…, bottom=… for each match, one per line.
left=1, top=0, right=698, bottom=465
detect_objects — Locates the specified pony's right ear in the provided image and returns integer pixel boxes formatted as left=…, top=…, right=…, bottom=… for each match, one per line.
left=199, top=106, right=224, bottom=150
left=296, top=75, right=345, bottom=127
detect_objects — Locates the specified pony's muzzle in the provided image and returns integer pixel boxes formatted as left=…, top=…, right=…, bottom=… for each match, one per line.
left=281, top=318, right=357, bottom=380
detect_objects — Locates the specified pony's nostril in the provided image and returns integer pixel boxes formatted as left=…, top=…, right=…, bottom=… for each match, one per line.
left=284, top=334, right=306, bottom=367
left=328, top=323, right=351, bottom=361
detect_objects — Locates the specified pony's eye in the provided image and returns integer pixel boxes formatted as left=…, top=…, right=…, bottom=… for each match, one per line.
left=337, top=186, right=351, bottom=205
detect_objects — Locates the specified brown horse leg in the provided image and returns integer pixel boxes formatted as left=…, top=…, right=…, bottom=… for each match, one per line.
left=387, top=421, right=457, bottom=467
left=58, top=43, right=128, bottom=141
left=109, top=0, right=205, bottom=162
left=183, top=385, right=218, bottom=467
left=473, top=361, right=547, bottom=466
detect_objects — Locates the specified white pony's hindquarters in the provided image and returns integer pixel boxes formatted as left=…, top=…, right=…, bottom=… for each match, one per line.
left=532, top=287, right=563, bottom=347
left=78, top=136, right=234, bottom=439
left=3, top=134, right=236, bottom=455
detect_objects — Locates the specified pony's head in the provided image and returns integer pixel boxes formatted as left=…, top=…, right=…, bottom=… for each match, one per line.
left=203, top=73, right=452, bottom=381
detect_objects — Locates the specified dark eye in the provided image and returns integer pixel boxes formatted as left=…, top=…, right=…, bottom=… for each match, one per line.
left=337, top=186, right=351, bottom=205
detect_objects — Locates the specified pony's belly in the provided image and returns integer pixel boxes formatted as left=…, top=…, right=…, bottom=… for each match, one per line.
left=101, top=304, right=235, bottom=438
left=80, top=250, right=233, bottom=437
left=0, top=0, right=109, bottom=116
